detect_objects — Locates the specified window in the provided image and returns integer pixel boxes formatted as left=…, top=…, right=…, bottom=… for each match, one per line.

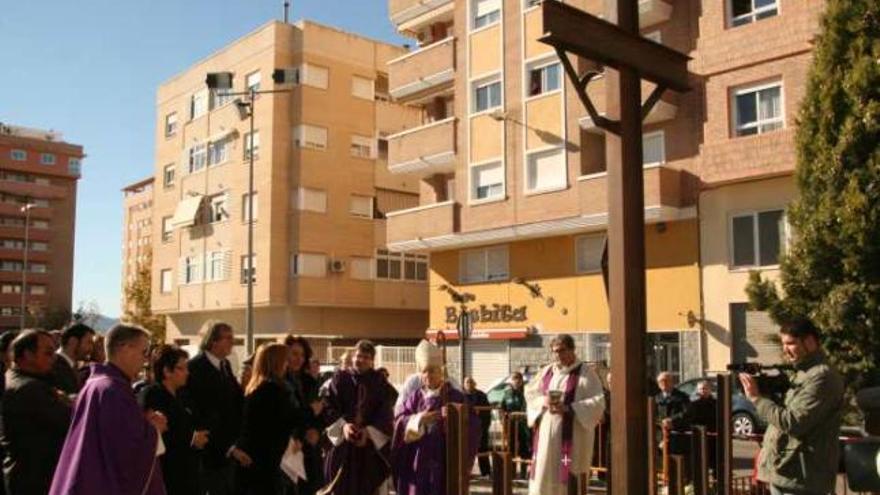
left=208, top=194, right=229, bottom=223
left=526, top=147, right=567, bottom=192
left=576, top=234, right=606, bottom=273
left=473, top=0, right=501, bottom=29
left=527, top=61, right=561, bottom=97
left=460, top=246, right=509, bottom=283
left=375, top=250, right=428, bottom=281
left=377, top=137, right=389, bottom=160
left=240, top=255, right=256, bottom=284
left=473, top=77, right=502, bottom=113
left=1, top=284, right=21, bottom=294
left=290, top=253, right=327, bottom=278
left=734, top=83, right=783, bottom=137
left=160, top=269, right=173, bottom=293
left=206, top=251, right=229, bottom=282
left=68, top=158, right=81, bottom=175
left=241, top=192, right=258, bottom=222
left=244, top=131, right=260, bottom=160
left=190, top=89, right=209, bottom=120
left=30, top=241, right=47, bottom=252
left=302, top=64, right=329, bottom=89
left=470, top=161, right=504, bottom=201
left=183, top=256, right=201, bottom=284
left=30, top=285, right=46, bottom=295
left=161, top=216, right=173, bottom=242
left=350, top=257, right=373, bottom=280
left=40, top=153, right=56, bottom=165
left=163, top=164, right=176, bottom=188
left=30, top=263, right=47, bottom=274
left=32, top=220, right=48, bottom=229
left=350, top=195, right=374, bottom=219
left=350, top=135, right=373, bottom=158
left=245, top=71, right=261, bottom=92
left=165, top=112, right=178, bottom=136
left=294, top=125, right=328, bottom=150
left=291, top=187, right=327, bottom=213
left=352, top=76, right=374, bottom=100
left=729, top=0, right=778, bottom=27
left=189, top=143, right=207, bottom=173
left=730, top=209, right=786, bottom=268
left=208, top=138, right=230, bottom=166
left=213, top=89, right=235, bottom=107
left=10, top=150, right=26, bottom=161
left=642, top=131, right=666, bottom=166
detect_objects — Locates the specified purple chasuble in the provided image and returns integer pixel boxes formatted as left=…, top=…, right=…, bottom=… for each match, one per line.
left=390, top=384, right=481, bottom=495
left=49, top=363, right=165, bottom=495
left=530, top=363, right=582, bottom=483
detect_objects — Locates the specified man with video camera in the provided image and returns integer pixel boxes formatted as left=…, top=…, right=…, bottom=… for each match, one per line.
left=739, top=318, right=844, bottom=495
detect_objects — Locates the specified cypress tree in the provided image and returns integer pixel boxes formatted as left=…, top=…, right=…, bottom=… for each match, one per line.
left=747, top=1, right=880, bottom=389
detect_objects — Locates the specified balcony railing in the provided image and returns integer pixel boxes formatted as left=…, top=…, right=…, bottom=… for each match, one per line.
left=389, top=0, right=454, bottom=28
left=387, top=117, right=456, bottom=177
left=388, top=36, right=455, bottom=102
left=386, top=200, right=458, bottom=247
left=578, top=166, right=685, bottom=216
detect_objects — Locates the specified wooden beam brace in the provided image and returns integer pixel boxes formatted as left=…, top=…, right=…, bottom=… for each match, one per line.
left=641, top=85, right=667, bottom=122
left=555, top=47, right=620, bottom=135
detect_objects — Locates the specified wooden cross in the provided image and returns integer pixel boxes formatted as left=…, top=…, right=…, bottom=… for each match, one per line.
left=538, top=2, right=691, bottom=495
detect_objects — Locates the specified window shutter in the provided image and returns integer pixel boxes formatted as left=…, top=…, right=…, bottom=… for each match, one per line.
left=642, top=132, right=665, bottom=165
left=351, top=257, right=373, bottom=280
left=486, top=247, right=508, bottom=280
left=475, top=0, right=501, bottom=17
left=576, top=235, right=605, bottom=273
left=223, top=250, right=233, bottom=280
left=528, top=148, right=566, bottom=191
left=178, top=258, right=187, bottom=284
left=352, top=76, right=374, bottom=100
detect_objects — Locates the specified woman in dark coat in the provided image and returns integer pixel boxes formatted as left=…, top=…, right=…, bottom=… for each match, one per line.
left=233, top=343, right=296, bottom=495
left=283, top=335, right=324, bottom=495
left=138, top=345, right=209, bottom=495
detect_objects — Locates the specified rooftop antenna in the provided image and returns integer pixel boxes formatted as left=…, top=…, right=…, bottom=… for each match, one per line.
left=283, top=1, right=290, bottom=23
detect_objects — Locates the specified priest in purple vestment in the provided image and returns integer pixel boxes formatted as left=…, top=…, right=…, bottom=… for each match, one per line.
left=320, top=340, right=395, bottom=495
left=391, top=340, right=480, bottom=495
left=50, top=324, right=168, bottom=495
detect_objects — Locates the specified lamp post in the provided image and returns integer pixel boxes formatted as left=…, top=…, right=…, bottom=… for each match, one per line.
left=206, top=70, right=296, bottom=355
left=20, top=203, right=34, bottom=330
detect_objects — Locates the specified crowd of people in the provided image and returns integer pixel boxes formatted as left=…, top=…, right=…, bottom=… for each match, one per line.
left=0, top=321, right=613, bottom=495
left=0, top=316, right=844, bottom=495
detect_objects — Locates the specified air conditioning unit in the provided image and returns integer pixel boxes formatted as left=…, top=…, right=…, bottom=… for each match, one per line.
left=329, top=259, right=346, bottom=273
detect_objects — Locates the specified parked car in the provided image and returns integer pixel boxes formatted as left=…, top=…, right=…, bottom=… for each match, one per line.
left=675, top=377, right=767, bottom=436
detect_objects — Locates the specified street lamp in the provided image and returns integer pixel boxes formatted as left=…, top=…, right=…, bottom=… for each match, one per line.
left=20, top=203, right=35, bottom=330
left=206, top=70, right=295, bottom=355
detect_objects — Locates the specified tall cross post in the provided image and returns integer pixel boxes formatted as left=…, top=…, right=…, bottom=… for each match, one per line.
left=538, top=1, right=691, bottom=494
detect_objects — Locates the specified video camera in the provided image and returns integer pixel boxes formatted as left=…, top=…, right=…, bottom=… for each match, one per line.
left=726, top=362, right=793, bottom=402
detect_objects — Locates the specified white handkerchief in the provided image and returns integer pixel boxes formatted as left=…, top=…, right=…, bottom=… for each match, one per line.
left=155, top=433, right=166, bottom=457
left=281, top=441, right=307, bottom=484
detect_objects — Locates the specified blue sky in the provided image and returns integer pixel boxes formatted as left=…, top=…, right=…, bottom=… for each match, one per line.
left=0, top=1, right=406, bottom=317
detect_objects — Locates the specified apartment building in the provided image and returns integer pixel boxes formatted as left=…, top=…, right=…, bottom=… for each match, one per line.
left=0, top=123, right=83, bottom=331
left=384, top=0, right=822, bottom=385
left=151, top=20, right=429, bottom=354
left=121, top=177, right=154, bottom=312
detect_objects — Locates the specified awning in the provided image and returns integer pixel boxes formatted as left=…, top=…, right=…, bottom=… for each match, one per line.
left=425, top=328, right=529, bottom=341
left=170, top=195, right=204, bottom=229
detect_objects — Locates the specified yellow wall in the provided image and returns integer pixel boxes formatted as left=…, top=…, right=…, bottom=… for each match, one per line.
left=700, top=176, right=796, bottom=371
left=523, top=9, right=553, bottom=61
left=428, top=220, right=700, bottom=334
left=469, top=25, right=501, bottom=77
left=470, top=114, right=504, bottom=163
left=525, top=94, right=564, bottom=150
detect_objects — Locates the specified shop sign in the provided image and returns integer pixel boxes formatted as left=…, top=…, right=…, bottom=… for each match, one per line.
left=445, top=304, right=528, bottom=324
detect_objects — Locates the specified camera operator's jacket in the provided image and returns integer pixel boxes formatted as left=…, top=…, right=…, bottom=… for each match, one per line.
left=755, top=351, right=844, bottom=494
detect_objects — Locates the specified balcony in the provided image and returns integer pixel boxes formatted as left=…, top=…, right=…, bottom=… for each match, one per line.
left=639, top=0, right=673, bottom=27
left=385, top=200, right=458, bottom=248
left=388, top=37, right=455, bottom=103
left=0, top=180, right=68, bottom=200
left=389, top=0, right=454, bottom=31
left=578, top=166, right=686, bottom=216
left=387, top=117, right=456, bottom=176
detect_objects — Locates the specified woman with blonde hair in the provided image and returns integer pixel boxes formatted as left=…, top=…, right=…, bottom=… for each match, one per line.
left=232, top=343, right=296, bottom=494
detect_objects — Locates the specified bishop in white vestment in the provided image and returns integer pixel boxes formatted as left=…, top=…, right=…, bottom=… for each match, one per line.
left=525, top=334, right=605, bottom=495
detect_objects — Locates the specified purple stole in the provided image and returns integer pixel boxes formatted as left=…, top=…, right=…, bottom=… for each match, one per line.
left=530, top=363, right=582, bottom=483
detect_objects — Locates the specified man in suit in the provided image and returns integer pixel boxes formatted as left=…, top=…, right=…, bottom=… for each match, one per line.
left=464, top=376, right=492, bottom=477
left=185, top=321, right=244, bottom=495
left=2, top=330, right=72, bottom=495
left=51, top=323, right=95, bottom=395
left=654, top=372, right=691, bottom=477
